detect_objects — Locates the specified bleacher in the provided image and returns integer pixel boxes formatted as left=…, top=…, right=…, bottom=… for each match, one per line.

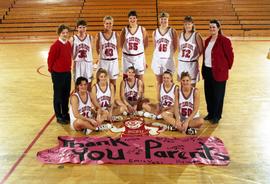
left=0, top=0, right=14, bottom=23
left=0, top=0, right=83, bottom=38
left=0, top=0, right=270, bottom=39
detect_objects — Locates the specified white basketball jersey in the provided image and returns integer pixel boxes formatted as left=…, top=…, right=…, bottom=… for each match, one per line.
left=73, top=34, right=93, bottom=62
left=122, top=26, right=144, bottom=55
left=99, top=31, right=118, bottom=60
left=153, top=27, right=174, bottom=60
left=160, top=83, right=176, bottom=108
left=178, top=32, right=199, bottom=61
left=179, top=87, right=196, bottom=119
left=96, top=83, right=111, bottom=109
left=70, top=92, right=92, bottom=120
left=124, top=79, right=139, bottom=102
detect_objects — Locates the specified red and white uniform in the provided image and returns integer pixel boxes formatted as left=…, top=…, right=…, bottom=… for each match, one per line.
left=122, top=26, right=145, bottom=75
left=178, top=32, right=200, bottom=84
left=159, top=83, right=176, bottom=108
left=72, top=34, right=93, bottom=81
left=152, top=27, right=175, bottom=75
left=124, top=78, right=139, bottom=105
left=179, top=87, right=199, bottom=120
left=98, top=31, right=119, bottom=79
left=96, top=82, right=111, bottom=110
left=70, top=92, right=92, bottom=130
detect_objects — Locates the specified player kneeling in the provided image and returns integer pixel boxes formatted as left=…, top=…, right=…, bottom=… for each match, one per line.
left=70, top=77, right=109, bottom=135
left=161, top=72, right=204, bottom=135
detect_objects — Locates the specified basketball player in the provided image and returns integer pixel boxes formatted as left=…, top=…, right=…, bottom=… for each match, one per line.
left=163, top=72, right=203, bottom=135
left=91, top=68, right=126, bottom=122
left=120, top=10, right=148, bottom=82
left=178, top=16, right=203, bottom=86
left=70, top=19, right=94, bottom=91
left=142, top=71, right=178, bottom=120
left=120, top=66, right=144, bottom=114
left=96, top=16, right=119, bottom=92
left=69, top=77, right=98, bottom=135
left=151, top=12, right=177, bottom=86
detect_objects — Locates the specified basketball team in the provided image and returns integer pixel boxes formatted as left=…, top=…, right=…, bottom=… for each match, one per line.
left=47, top=10, right=234, bottom=135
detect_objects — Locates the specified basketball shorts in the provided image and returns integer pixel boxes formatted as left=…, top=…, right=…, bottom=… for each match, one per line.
left=178, top=60, right=199, bottom=84
left=122, top=53, right=145, bottom=75
left=98, top=59, right=119, bottom=80
left=74, top=61, right=93, bottom=82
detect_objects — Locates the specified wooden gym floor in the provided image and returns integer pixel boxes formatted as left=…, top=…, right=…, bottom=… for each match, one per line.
left=0, top=38, right=270, bottom=184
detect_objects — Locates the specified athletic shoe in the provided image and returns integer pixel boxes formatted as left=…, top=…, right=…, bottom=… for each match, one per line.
left=156, top=114, right=163, bottom=120
left=111, top=116, right=123, bottom=122
left=137, top=111, right=144, bottom=116
left=167, top=125, right=177, bottom=131
left=144, top=112, right=156, bottom=119
left=96, top=123, right=112, bottom=131
left=150, top=114, right=157, bottom=120
left=83, top=129, right=92, bottom=135
left=186, top=128, right=197, bottom=135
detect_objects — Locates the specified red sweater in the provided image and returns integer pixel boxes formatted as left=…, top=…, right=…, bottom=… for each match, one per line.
left=47, top=39, right=72, bottom=73
left=202, top=34, right=234, bottom=81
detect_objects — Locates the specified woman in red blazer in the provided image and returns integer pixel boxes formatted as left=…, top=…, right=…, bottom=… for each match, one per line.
left=202, top=19, right=234, bottom=124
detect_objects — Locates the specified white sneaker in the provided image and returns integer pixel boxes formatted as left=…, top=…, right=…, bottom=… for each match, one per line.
left=143, top=112, right=151, bottom=118
left=144, top=112, right=156, bottom=119
left=137, top=111, right=144, bottom=116
left=112, top=116, right=123, bottom=122
left=156, top=114, right=163, bottom=120
left=186, top=127, right=197, bottom=135
left=83, top=129, right=92, bottom=135
left=96, top=123, right=112, bottom=131
left=167, top=125, right=177, bottom=131
left=150, top=114, right=157, bottom=120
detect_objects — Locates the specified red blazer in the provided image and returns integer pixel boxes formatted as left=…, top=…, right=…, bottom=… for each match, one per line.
left=202, top=34, right=234, bottom=81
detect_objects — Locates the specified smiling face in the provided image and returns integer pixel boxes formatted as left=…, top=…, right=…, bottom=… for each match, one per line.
left=59, top=29, right=69, bottom=41
left=180, top=75, right=191, bottom=89
left=184, top=22, right=193, bottom=33
left=98, top=72, right=108, bottom=83
left=77, top=80, right=88, bottom=93
left=209, top=23, right=219, bottom=36
left=129, top=16, right=137, bottom=26
left=163, top=73, right=172, bottom=85
left=77, top=25, right=87, bottom=35
left=127, top=68, right=136, bottom=79
left=104, top=19, right=113, bottom=31
left=159, top=17, right=168, bottom=27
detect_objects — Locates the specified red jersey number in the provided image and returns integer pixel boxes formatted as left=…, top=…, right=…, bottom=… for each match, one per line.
left=158, top=44, right=167, bottom=52
left=128, top=42, right=138, bottom=50
left=181, top=49, right=191, bottom=58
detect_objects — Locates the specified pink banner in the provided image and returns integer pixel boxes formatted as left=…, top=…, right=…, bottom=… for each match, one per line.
left=37, top=136, right=229, bottom=165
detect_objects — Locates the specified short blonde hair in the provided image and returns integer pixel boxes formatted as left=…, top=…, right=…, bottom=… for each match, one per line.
left=103, top=15, right=114, bottom=22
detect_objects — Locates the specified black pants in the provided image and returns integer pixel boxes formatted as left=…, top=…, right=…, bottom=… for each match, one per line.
left=51, top=72, right=71, bottom=119
left=203, top=67, right=226, bottom=120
